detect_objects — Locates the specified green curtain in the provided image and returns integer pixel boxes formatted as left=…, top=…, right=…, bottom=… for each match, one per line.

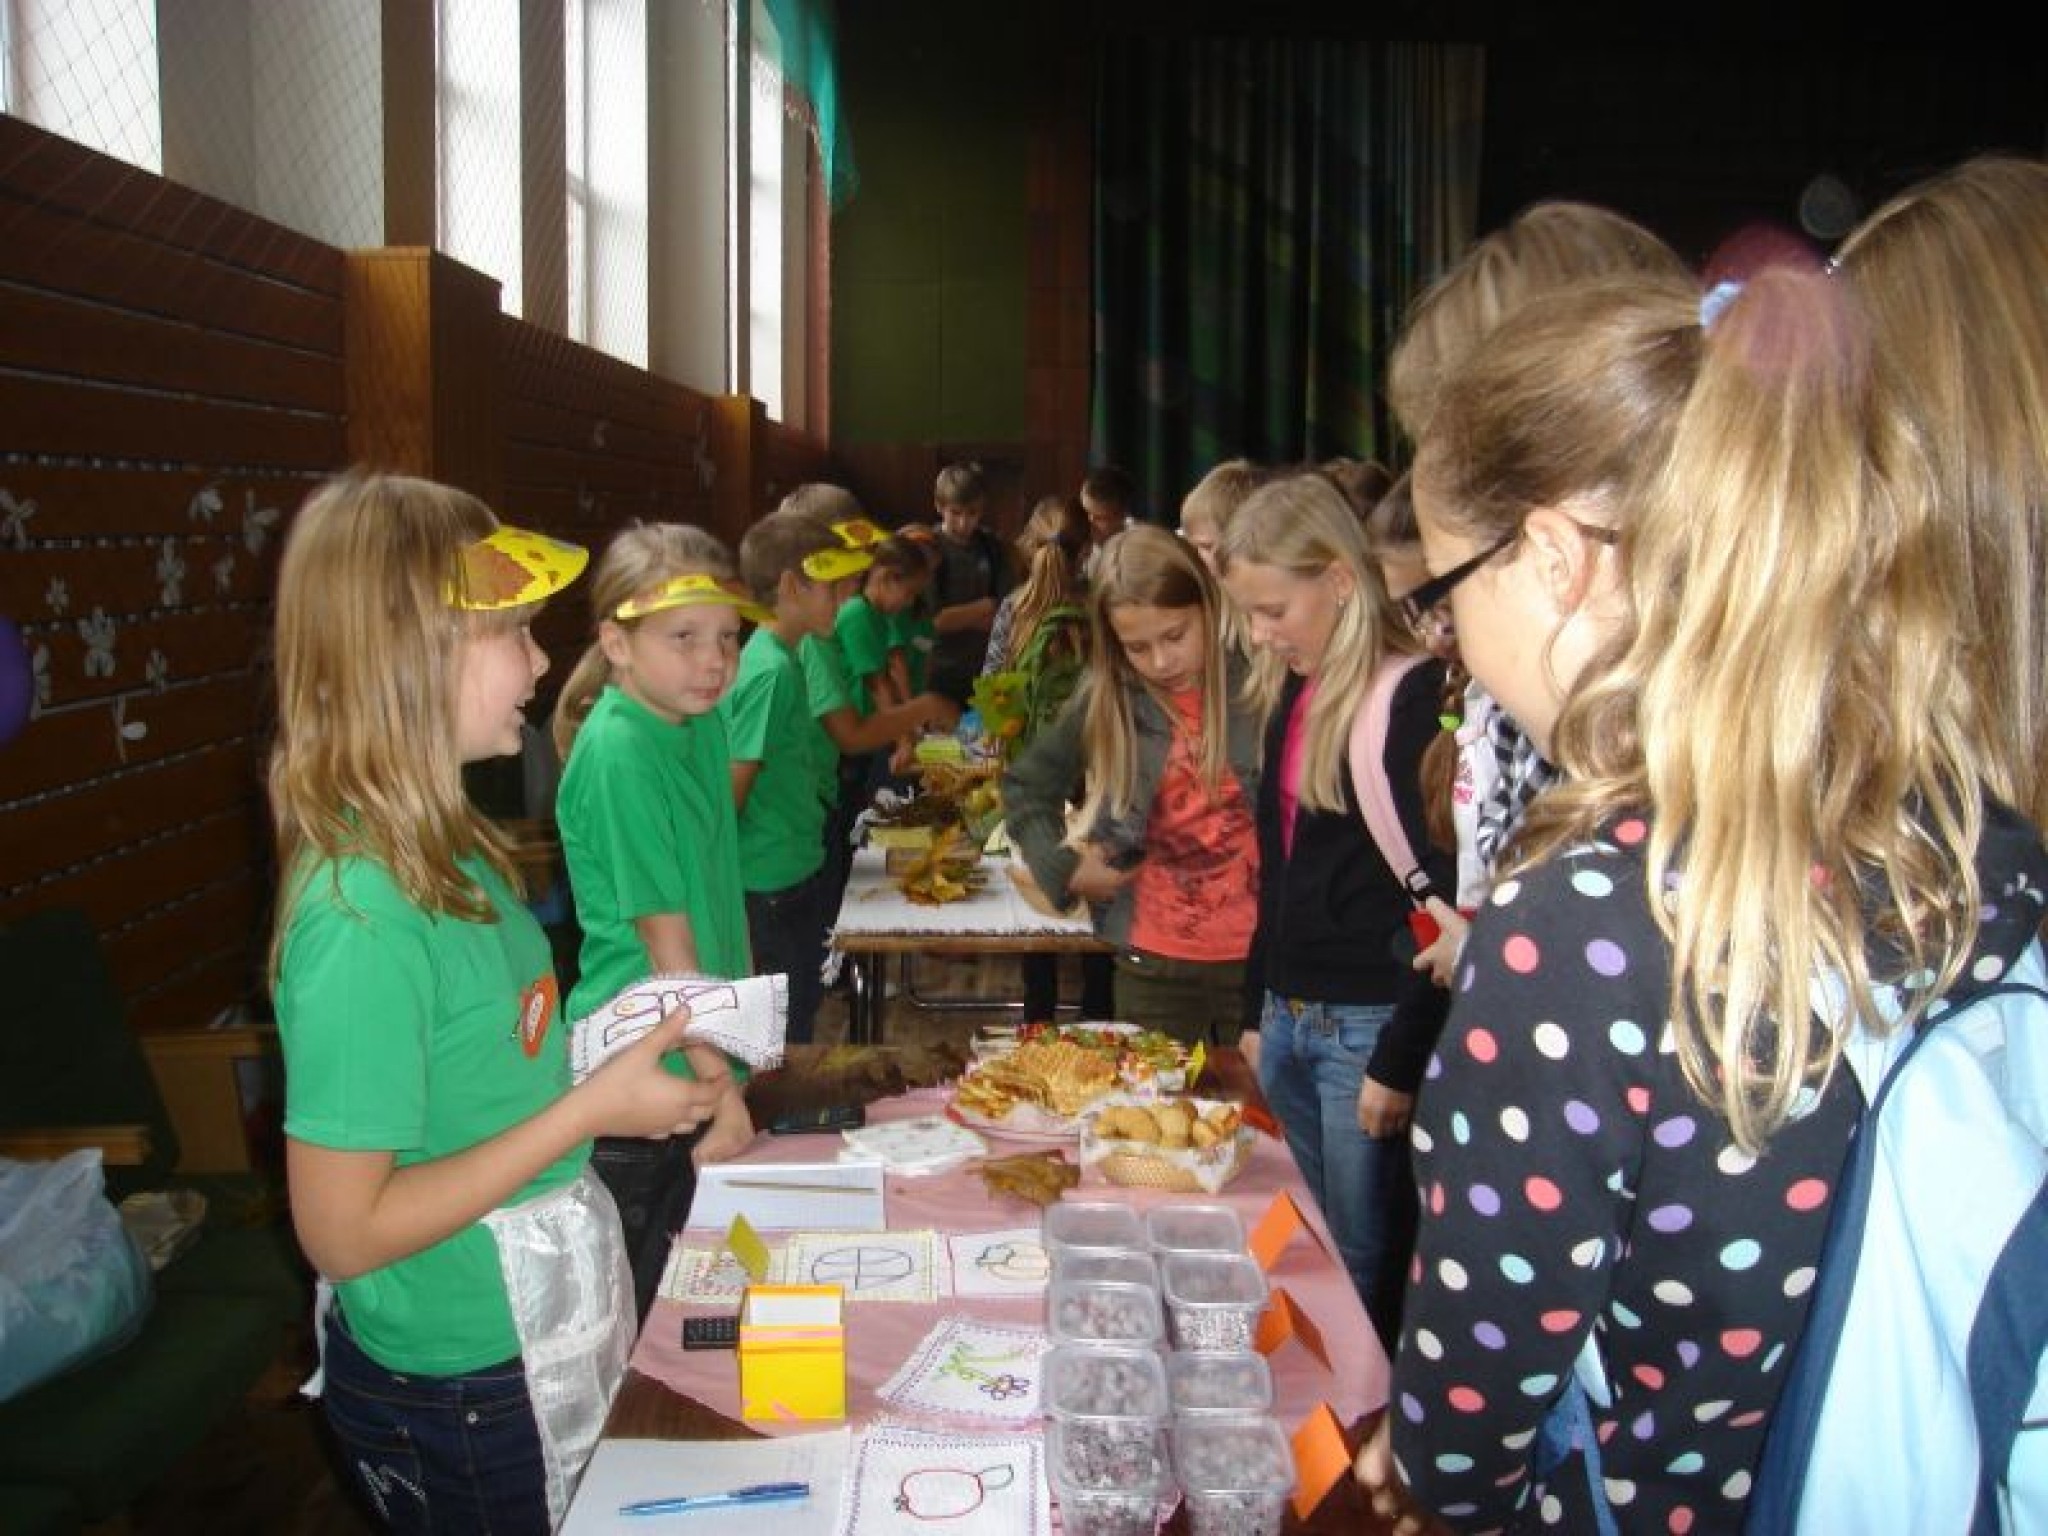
left=1091, top=39, right=1482, bottom=514
left=760, top=0, right=859, bottom=208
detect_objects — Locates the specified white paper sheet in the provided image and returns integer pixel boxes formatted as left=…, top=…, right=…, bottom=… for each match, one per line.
left=560, top=1430, right=850, bottom=1536
left=683, top=1161, right=887, bottom=1232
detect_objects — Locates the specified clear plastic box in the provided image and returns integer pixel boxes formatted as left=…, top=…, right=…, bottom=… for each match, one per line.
left=1056, top=1248, right=1160, bottom=1291
left=1165, top=1349, right=1272, bottom=1418
left=1145, top=1202, right=1245, bottom=1259
left=1043, top=1343, right=1170, bottom=1423
left=1047, top=1276, right=1165, bottom=1349
left=1044, top=1200, right=1148, bottom=1264
left=1046, top=1417, right=1170, bottom=1536
left=1159, top=1251, right=1269, bottom=1352
left=1170, top=1415, right=1296, bottom=1536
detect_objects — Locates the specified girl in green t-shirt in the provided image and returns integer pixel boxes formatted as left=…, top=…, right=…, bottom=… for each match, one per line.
left=551, top=523, right=761, bottom=1318
left=269, top=471, right=725, bottom=1532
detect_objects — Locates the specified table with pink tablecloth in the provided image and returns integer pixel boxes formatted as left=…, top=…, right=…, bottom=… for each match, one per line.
left=628, top=1083, right=1388, bottom=1435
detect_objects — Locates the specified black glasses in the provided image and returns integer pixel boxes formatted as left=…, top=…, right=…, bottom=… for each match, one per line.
left=1398, top=530, right=1518, bottom=639
left=1398, top=517, right=1619, bottom=642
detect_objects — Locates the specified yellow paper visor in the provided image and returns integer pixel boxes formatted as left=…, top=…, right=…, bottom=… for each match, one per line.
left=830, top=516, right=889, bottom=550
left=802, top=545, right=875, bottom=583
left=615, top=572, right=772, bottom=625
left=453, top=526, right=589, bottom=611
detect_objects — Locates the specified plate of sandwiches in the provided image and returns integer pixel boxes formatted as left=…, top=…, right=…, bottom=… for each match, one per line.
left=949, top=1025, right=1196, bottom=1141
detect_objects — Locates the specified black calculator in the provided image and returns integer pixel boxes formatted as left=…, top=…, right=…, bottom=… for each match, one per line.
left=681, top=1313, right=740, bottom=1350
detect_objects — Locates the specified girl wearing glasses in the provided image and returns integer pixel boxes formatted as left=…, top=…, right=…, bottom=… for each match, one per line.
left=1357, top=267, right=2046, bottom=1532
left=1214, top=473, right=1451, bottom=1348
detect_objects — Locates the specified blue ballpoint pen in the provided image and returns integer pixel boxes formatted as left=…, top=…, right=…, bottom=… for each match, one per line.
left=617, top=1481, right=811, bottom=1517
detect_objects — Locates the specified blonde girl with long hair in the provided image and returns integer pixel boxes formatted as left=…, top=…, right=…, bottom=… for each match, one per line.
left=269, top=472, right=724, bottom=1534
left=552, top=522, right=760, bottom=1320
left=982, top=493, right=1088, bottom=676
left=1833, top=153, right=2048, bottom=836
left=1002, top=523, right=1263, bottom=1048
left=983, top=493, right=1109, bottom=1025
left=1213, top=473, right=1450, bottom=1346
left=1357, top=269, right=2045, bottom=1533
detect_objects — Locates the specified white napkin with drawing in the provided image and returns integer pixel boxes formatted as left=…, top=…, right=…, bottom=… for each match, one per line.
left=570, top=972, right=789, bottom=1079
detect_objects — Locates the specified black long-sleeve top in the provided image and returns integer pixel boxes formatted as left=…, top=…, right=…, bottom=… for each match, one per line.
left=1244, top=661, right=1454, bottom=1087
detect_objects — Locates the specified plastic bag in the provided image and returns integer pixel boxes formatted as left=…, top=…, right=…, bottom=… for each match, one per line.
left=0, top=1149, right=154, bottom=1402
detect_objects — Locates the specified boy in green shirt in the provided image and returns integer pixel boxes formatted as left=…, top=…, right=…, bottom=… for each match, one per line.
left=721, top=508, right=874, bottom=1042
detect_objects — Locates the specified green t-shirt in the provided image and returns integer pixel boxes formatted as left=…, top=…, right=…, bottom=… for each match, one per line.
left=721, top=628, right=828, bottom=892
left=890, top=607, right=938, bottom=695
left=277, top=852, right=580, bottom=1374
left=834, top=595, right=891, bottom=717
left=557, top=686, right=751, bottom=1023
left=798, top=633, right=854, bottom=807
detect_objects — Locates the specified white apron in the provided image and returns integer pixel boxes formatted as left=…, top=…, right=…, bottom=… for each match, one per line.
left=304, top=1167, right=635, bottom=1531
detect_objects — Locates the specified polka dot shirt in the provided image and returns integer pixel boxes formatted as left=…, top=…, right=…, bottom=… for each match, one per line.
left=1389, top=816, right=1864, bottom=1533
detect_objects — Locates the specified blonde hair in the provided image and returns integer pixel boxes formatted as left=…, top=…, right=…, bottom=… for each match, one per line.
left=1390, top=200, right=1688, bottom=440
left=1178, top=458, right=1264, bottom=540
left=1068, top=525, right=1230, bottom=836
left=551, top=522, right=736, bottom=760
left=1214, top=472, right=1416, bottom=812
left=999, top=495, right=1088, bottom=667
left=267, top=471, right=531, bottom=981
left=1429, top=268, right=1981, bottom=1150
left=1834, top=153, right=2048, bottom=832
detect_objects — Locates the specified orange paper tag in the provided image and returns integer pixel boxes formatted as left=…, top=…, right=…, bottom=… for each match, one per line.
left=1248, top=1191, right=1308, bottom=1270
left=1289, top=1402, right=1352, bottom=1521
left=1254, top=1285, right=1331, bottom=1371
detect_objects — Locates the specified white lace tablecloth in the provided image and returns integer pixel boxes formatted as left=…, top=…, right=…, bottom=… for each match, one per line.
left=829, top=848, right=1096, bottom=940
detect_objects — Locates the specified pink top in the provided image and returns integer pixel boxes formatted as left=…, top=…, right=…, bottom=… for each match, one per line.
left=1278, top=677, right=1317, bottom=858
left=629, top=1084, right=1387, bottom=1434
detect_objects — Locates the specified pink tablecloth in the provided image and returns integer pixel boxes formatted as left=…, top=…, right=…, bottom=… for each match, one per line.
left=629, top=1085, right=1388, bottom=1433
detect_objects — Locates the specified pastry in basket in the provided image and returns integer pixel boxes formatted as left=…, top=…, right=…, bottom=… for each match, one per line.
left=1092, top=1098, right=1241, bottom=1150
left=1082, top=1096, right=1253, bottom=1193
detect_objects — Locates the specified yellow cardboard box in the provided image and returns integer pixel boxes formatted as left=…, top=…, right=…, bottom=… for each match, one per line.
left=738, top=1284, right=846, bottom=1421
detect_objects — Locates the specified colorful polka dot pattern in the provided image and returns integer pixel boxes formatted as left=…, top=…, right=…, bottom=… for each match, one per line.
left=1389, top=830, right=1865, bottom=1532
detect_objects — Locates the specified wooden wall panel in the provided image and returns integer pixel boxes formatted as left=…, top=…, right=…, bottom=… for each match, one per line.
left=1, top=115, right=810, bottom=1039
left=1, top=119, right=341, bottom=1033
left=0, top=284, right=344, bottom=412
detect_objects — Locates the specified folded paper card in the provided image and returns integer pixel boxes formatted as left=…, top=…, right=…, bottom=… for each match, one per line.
left=740, top=1284, right=847, bottom=1422
left=1289, top=1401, right=1353, bottom=1521
left=570, top=971, right=789, bottom=1079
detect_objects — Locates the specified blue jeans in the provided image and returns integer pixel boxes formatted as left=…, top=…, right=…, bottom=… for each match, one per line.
left=320, top=1306, right=549, bottom=1535
left=746, top=865, right=830, bottom=1045
left=1255, top=992, right=1418, bottom=1348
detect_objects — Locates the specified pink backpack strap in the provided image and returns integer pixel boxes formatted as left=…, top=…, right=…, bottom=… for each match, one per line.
left=1347, top=653, right=1434, bottom=907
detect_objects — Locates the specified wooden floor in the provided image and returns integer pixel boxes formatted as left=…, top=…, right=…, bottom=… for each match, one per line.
left=127, top=950, right=1061, bottom=1534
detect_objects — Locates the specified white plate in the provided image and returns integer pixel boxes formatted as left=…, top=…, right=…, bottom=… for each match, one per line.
left=947, top=1098, right=1083, bottom=1143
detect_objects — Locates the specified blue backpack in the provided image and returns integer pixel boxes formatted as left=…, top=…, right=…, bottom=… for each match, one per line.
left=1746, top=940, right=2048, bottom=1534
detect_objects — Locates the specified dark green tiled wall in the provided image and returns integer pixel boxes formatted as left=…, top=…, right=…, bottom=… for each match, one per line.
left=833, top=4, right=1034, bottom=443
